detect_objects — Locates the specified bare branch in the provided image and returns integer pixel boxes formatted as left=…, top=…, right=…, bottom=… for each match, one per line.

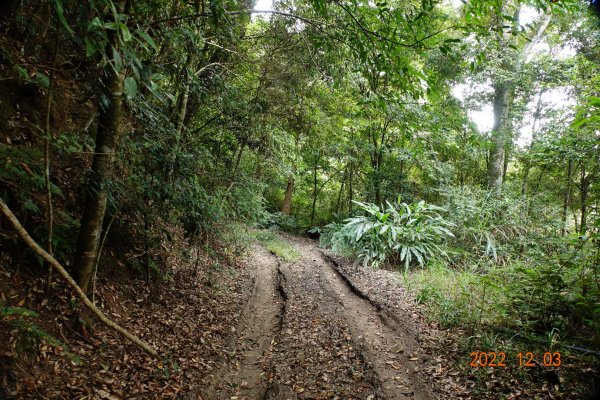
left=0, top=198, right=160, bottom=358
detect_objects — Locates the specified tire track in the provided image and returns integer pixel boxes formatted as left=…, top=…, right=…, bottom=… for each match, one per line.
left=286, top=236, right=435, bottom=400
left=198, top=245, right=284, bottom=400
left=266, top=247, right=384, bottom=399
left=195, top=235, right=436, bottom=400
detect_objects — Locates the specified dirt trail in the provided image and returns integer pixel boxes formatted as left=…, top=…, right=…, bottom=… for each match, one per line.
left=197, top=235, right=436, bottom=400
left=287, top=236, right=434, bottom=400
left=199, top=244, right=284, bottom=399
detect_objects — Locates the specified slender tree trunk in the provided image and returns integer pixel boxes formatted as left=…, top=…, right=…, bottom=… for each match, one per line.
left=459, top=129, right=466, bottom=188
left=254, top=160, right=263, bottom=180
left=227, top=143, right=245, bottom=192
left=233, top=143, right=245, bottom=176
left=531, top=165, right=547, bottom=196
left=176, top=54, right=192, bottom=135
left=73, top=46, right=125, bottom=295
left=521, top=163, right=530, bottom=196
left=488, top=84, right=510, bottom=192
left=369, top=130, right=384, bottom=205
left=375, top=145, right=383, bottom=205
left=335, top=169, right=346, bottom=216
left=44, top=34, right=58, bottom=295
left=374, top=177, right=381, bottom=205
left=310, top=163, right=318, bottom=225
left=348, top=164, right=354, bottom=213
left=561, top=158, right=572, bottom=236
left=144, top=211, right=152, bottom=287
left=0, top=199, right=159, bottom=357
left=91, top=211, right=117, bottom=305
left=282, top=169, right=295, bottom=215
left=503, top=145, right=509, bottom=183
left=167, top=52, right=193, bottom=183
left=521, top=91, right=544, bottom=196
left=488, top=13, right=550, bottom=193
left=580, top=163, right=589, bottom=234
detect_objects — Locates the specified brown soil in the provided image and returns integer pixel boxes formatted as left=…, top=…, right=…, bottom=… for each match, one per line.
left=2, top=233, right=467, bottom=400
left=192, top=234, right=458, bottom=400
left=197, top=244, right=284, bottom=399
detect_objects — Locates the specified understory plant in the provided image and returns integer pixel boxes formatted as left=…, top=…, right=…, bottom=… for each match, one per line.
left=325, top=197, right=454, bottom=269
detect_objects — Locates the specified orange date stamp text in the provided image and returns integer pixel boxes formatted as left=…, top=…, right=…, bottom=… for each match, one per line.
left=469, top=351, right=561, bottom=367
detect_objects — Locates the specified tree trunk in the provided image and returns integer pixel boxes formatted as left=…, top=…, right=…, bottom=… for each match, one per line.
left=348, top=163, right=354, bottom=213
left=488, top=13, right=550, bottom=193
left=335, top=169, right=346, bottom=216
left=521, top=91, right=544, bottom=196
left=310, top=163, right=318, bottom=225
left=561, top=158, right=572, bottom=236
left=282, top=169, right=295, bottom=215
left=369, top=129, right=385, bottom=205
left=0, top=199, right=159, bottom=357
left=227, top=142, right=245, bottom=192
left=580, top=163, right=589, bottom=234
left=487, top=84, right=510, bottom=192
left=44, top=33, right=59, bottom=294
left=73, top=53, right=124, bottom=295
left=254, top=159, right=263, bottom=180
left=521, top=162, right=530, bottom=196
left=175, top=54, right=192, bottom=135
left=167, top=52, right=193, bottom=183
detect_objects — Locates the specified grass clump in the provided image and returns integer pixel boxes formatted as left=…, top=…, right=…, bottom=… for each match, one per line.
left=254, top=231, right=300, bottom=262
left=402, top=262, right=509, bottom=330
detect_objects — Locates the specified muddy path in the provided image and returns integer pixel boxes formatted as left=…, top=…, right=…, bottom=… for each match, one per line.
left=197, top=235, right=438, bottom=400
left=199, top=244, right=284, bottom=399
left=282, top=236, right=435, bottom=400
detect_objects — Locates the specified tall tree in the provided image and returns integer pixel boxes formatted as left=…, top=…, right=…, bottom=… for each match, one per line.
left=73, top=1, right=127, bottom=294
left=487, top=4, right=551, bottom=191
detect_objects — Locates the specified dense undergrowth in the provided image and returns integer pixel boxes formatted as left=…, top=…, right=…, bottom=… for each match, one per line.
left=318, top=185, right=600, bottom=395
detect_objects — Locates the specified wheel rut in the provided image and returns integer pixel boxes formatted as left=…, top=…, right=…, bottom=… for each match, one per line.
left=284, top=236, right=434, bottom=400
left=199, top=245, right=284, bottom=400
left=315, top=250, right=433, bottom=399
left=196, top=235, right=435, bottom=400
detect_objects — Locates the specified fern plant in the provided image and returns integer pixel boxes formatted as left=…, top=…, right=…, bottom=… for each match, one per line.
left=1, top=305, right=81, bottom=363
left=332, top=198, right=454, bottom=269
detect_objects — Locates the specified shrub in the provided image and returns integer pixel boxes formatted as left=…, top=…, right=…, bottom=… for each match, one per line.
left=439, top=185, right=562, bottom=266
left=326, top=197, right=454, bottom=269
left=256, top=211, right=298, bottom=232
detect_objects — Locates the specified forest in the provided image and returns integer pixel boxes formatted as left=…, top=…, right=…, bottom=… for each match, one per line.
left=0, top=0, right=598, bottom=398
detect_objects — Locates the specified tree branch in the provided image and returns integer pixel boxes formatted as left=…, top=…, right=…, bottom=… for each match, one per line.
left=150, top=9, right=325, bottom=28
left=0, top=198, right=160, bottom=358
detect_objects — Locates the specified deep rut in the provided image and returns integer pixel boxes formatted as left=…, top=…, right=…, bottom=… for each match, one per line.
left=199, top=245, right=284, bottom=399
left=197, top=236, right=435, bottom=400
left=312, top=247, right=433, bottom=399
left=280, top=236, right=434, bottom=400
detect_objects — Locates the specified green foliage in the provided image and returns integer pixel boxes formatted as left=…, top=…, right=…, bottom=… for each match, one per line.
left=405, top=234, right=600, bottom=344
left=326, top=198, right=454, bottom=269
left=319, top=222, right=353, bottom=255
left=254, top=231, right=300, bottom=262
left=0, top=306, right=39, bottom=318
left=2, top=0, right=599, bottom=393
left=0, top=305, right=80, bottom=364
left=257, top=212, right=299, bottom=232
left=439, top=185, right=562, bottom=266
